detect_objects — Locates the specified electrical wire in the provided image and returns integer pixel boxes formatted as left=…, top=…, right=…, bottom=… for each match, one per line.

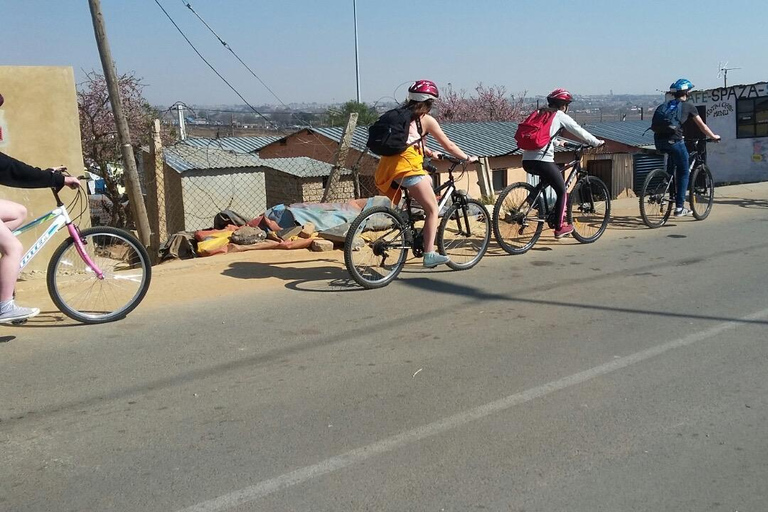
left=153, top=0, right=277, bottom=129
left=180, top=0, right=289, bottom=110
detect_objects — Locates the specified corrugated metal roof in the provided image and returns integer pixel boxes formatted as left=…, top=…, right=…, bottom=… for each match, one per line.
left=181, top=136, right=281, bottom=153
left=581, top=120, right=656, bottom=149
left=164, top=144, right=347, bottom=178
left=259, top=157, right=351, bottom=178
left=164, top=144, right=262, bottom=172
left=309, top=121, right=578, bottom=157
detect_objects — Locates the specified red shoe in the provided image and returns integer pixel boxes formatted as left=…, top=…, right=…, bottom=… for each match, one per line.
left=554, top=224, right=574, bottom=239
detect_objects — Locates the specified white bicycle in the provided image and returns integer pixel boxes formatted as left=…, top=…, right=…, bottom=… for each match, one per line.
left=12, top=178, right=151, bottom=324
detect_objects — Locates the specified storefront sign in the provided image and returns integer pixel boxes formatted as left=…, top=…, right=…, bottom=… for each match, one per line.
left=690, top=83, right=768, bottom=104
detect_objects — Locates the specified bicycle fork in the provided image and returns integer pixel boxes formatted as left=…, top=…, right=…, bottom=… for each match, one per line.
left=67, top=224, right=105, bottom=280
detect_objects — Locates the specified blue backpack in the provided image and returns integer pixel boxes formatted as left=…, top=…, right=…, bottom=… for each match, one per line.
left=651, top=100, right=683, bottom=137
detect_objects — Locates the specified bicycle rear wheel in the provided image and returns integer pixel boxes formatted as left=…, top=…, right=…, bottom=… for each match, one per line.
left=690, top=164, right=714, bottom=220
left=344, top=206, right=408, bottom=289
left=492, top=182, right=544, bottom=255
left=437, top=198, right=490, bottom=270
left=47, top=227, right=152, bottom=324
left=639, top=169, right=673, bottom=228
left=569, top=176, right=611, bottom=243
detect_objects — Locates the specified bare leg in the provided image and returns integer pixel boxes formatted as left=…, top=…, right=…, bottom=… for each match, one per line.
left=405, top=177, right=439, bottom=253
left=0, top=200, right=28, bottom=301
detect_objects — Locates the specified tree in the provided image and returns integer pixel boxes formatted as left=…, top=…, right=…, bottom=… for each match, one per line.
left=434, top=83, right=528, bottom=123
left=326, top=100, right=378, bottom=127
left=78, top=71, right=172, bottom=227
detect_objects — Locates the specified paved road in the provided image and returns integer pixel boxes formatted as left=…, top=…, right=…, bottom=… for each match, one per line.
left=2, top=190, right=767, bottom=511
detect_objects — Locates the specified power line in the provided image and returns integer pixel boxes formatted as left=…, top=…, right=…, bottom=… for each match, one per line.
left=180, top=0, right=289, bottom=110
left=152, top=0, right=277, bottom=129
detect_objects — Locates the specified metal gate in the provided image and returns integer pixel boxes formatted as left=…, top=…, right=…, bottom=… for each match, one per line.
left=633, top=153, right=666, bottom=195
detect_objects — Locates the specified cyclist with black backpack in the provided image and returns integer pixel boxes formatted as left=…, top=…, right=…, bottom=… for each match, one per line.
left=369, top=80, right=478, bottom=268
left=651, top=78, right=720, bottom=217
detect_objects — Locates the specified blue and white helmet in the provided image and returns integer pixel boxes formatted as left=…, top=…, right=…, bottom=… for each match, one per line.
left=670, top=78, right=694, bottom=93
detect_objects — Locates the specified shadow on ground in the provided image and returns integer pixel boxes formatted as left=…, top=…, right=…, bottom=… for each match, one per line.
left=222, top=258, right=358, bottom=292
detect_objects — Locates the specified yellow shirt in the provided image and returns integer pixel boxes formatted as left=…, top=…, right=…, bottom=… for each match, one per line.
left=373, top=145, right=427, bottom=204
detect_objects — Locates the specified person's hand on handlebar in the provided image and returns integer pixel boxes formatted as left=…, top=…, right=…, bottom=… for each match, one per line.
left=63, top=176, right=80, bottom=189
left=465, top=155, right=479, bottom=163
left=53, top=166, right=80, bottom=189
left=594, top=139, right=605, bottom=148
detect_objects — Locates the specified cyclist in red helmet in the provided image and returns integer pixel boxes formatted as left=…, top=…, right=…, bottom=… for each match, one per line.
left=375, top=80, right=479, bottom=268
left=522, top=88, right=604, bottom=239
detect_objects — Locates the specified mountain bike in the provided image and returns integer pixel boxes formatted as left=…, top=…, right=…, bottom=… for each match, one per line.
left=492, top=142, right=611, bottom=255
left=344, top=155, right=491, bottom=289
left=639, top=138, right=715, bottom=228
left=11, top=178, right=151, bottom=324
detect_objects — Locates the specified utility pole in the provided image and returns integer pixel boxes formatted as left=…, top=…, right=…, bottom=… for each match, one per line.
left=353, top=0, right=361, bottom=103
left=88, top=0, right=151, bottom=249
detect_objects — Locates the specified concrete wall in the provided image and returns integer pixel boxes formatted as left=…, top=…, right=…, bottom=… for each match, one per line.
left=0, top=66, right=86, bottom=273
left=690, top=83, right=768, bottom=184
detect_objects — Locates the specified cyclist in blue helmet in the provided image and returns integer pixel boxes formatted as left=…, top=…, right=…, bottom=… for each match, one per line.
left=652, top=78, right=720, bottom=217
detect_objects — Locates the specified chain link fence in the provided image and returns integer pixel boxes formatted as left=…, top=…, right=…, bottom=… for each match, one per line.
left=134, top=127, right=381, bottom=254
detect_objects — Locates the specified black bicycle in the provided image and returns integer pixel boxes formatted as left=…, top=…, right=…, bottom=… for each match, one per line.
left=639, top=138, right=715, bottom=228
left=492, top=142, right=611, bottom=255
left=344, top=155, right=491, bottom=289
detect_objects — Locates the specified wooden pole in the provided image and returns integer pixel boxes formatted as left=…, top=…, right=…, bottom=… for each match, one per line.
left=88, top=0, right=151, bottom=248
left=151, top=119, right=167, bottom=248
left=322, top=113, right=358, bottom=203
left=477, top=157, right=495, bottom=201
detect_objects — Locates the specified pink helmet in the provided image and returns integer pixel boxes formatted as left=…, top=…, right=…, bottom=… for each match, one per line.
left=547, top=88, right=573, bottom=103
left=408, top=80, right=439, bottom=102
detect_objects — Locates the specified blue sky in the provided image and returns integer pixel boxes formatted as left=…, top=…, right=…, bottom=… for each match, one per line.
left=4, top=0, right=765, bottom=107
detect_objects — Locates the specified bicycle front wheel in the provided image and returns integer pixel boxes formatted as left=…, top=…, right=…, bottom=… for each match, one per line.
left=639, top=169, right=673, bottom=228
left=344, top=206, right=408, bottom=289
left=492, top=182, right=544, bottom=255
left=690, top=164, right=714, bottom=220
left=46, top=227, right=152, bottom=324
left=569, top=176, right=611, bottom=243
left=437, top=198, right=490, bottom=271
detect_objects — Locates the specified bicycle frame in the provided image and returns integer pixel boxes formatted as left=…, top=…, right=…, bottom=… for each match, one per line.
left=660, top=139, right=706, bottom=194
left=395, top=160, right=469, bottom=252
left=12, top=200, right=104, bottom=278
left=523, top=148, right=586, bottom=226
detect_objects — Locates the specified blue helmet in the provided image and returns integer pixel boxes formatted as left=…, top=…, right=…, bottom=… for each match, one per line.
left=670, top=78, right=694, bottom=93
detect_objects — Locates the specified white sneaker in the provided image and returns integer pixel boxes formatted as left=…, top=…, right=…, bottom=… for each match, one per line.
left=423, top=251, right=451, bottom=268
left=0, top=302, right=40, bottom=324
left=674, top=207, right=692, bottom=217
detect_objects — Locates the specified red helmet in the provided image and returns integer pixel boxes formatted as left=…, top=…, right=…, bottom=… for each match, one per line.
left=408, top=80, right=439, bottom=102
left=547, top=88, right=573, bottom=103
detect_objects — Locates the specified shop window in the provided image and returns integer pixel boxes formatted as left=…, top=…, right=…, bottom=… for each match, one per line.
left=737, top=97, right=768, bottom=138
left=492, top=169, right=507, bottom=192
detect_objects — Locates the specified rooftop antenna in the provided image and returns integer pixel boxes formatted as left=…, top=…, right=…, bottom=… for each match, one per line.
left=717, top=61, right=741, bottom=88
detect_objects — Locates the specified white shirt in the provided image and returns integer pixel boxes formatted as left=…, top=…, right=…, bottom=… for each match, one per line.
left=522, top=110, right=601, bottom=162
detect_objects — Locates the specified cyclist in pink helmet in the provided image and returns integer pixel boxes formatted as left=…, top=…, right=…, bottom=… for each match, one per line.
left=521, top=88, right=604, bottom=239
left=375, top=80, right=479, bottom=268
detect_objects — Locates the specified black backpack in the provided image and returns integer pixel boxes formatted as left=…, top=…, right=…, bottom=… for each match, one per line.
left=650, top=99, right=683, bottom=137
left=366, top=106, right=422, bottom=156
